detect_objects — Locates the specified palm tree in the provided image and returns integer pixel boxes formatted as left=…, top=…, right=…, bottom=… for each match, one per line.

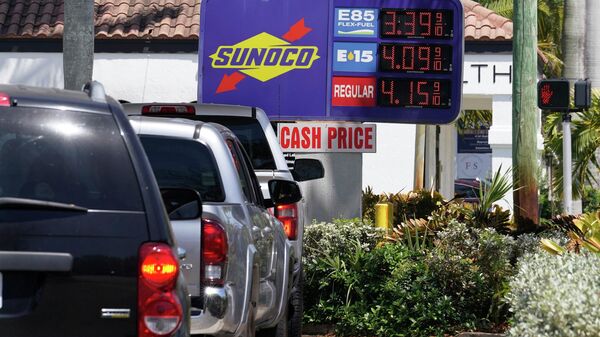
left=477, top=0, right=564, bottom=77
left=585, top=0, right=600, bottom=86
left=562, top=0, right=585, bottom=79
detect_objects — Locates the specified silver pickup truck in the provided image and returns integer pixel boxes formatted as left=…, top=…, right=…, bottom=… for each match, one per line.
left=124, top=103, right=324, bottom=337
left=129, top=116, right=302, bottom=336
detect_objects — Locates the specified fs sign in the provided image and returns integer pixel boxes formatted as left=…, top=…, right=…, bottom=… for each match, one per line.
left=200, top=0, right=464, bottom=124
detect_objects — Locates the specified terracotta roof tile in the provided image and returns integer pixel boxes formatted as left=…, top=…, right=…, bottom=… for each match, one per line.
left=0, top=0, right=509, bottom=41
left=0, top=0, right=200, bottom=39
left=462, top=0, right=513, bottom=41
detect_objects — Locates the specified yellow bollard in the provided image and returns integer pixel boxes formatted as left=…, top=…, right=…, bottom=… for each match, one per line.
left=374, top=202, right=394, bottom=231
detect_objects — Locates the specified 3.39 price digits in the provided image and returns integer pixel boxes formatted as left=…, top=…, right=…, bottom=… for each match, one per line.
left=377, top=78, right=451, bottom=108
left=380, top=9, right=453, bottom=39
left=379, top=44, right=452, bottom=73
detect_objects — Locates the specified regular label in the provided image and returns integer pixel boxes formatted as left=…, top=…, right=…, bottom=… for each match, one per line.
left=332, top=76, right=376, bottom=107
left=334, top=8, right=378, bottom=37
left=333, top=42, right=378, bottom=72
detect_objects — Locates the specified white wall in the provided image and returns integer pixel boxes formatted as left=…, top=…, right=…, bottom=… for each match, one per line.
left=0, top=52, right=198, bottom=102
left=362, top=123, right=416, bottom=194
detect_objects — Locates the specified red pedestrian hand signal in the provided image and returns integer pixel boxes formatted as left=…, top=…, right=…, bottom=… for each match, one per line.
left=538, top=79, right=570, bottom=109
left=541, top=84, right=554, bottom=105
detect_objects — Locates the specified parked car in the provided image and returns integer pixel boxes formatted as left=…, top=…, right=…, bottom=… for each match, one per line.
left=129, top=116, right=302, bottom=336
left=454, top=178, right=482, bottom=203
left=0, top=83, right=190, bottom=337
left=123, top=103, right=324, bottom=337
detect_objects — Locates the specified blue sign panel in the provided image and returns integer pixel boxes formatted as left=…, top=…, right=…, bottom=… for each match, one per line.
left=199, top=0, right=464, bottom=124
left=334, top=8, right=378, bottom=38
left=333, top=42, right=378, bottom=72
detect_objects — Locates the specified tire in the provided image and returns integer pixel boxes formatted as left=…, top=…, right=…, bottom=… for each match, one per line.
left=287, top=277, right=303, bottom=337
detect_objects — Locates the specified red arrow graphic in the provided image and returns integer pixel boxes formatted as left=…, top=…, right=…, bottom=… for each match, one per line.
left=216, top=72, right=246, bottom=94
left=283, top=18, right=312, bottom=42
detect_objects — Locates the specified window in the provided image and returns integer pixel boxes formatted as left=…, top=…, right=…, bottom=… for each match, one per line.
left=226, top=139, right=255, bottom=203
left=0, top=107, right=143, bottom=210
left=140, top=136, right=225, bottom=202
left=195, top=116, right=276, bottom=170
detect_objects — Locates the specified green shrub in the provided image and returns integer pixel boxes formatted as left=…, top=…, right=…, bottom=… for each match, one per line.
left=429, top=222, right=516, bottom=325
left=303, top=218, right=384, bottom=323
left=506, top=252, right=600, bottom=337
left=336, top=244, right=463, bottom=337
left=387, top=189, right=444, bottom=225
left=303, top=220, right=518, bottom=336
left=583, top=186, right=600, bottom=213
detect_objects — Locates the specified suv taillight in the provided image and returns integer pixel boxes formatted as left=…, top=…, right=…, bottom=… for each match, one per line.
left=276, top=203, right=298, bottom=240
left=139, top=243, right=182, bottom=337
left=201, top=219, right=228, bottom=286
left=141, top=105, right=195, bottom=114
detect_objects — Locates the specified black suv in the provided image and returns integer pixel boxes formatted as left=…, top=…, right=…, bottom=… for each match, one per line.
left=0, top=83, right=190, bottom=337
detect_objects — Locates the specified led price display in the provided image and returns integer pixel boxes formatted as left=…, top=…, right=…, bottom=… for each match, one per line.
left=377, top=78, right=451, bottom=108
left=380, top=9, right=453, bottom=39
left=379, top=43, right=452, bottom=73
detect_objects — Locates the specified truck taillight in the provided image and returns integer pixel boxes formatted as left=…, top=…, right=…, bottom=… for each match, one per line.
left=201, top=219, right=228, bottom=286
left=139, top=243, right=182, bottom=337
left=0, top=93, right=10, bottom=107
left=141, top=105, right=195, bottom=114
left=276, top=203, right=298, bottom=240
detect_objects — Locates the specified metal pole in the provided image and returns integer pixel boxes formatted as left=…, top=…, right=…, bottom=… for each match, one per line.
left=562, top=113, right=573, bottom=214
left=413, top=125, right=426, bottom=190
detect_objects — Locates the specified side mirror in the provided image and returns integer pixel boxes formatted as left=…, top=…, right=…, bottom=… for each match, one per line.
left=266, top=179, right=302, bottom=207
left=291, top=158, right=324, bottom=182
left=160, top=188, right=203, bottom=221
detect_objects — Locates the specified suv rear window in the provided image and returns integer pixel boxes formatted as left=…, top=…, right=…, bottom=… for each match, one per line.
left=140, top=136, right=225, bottom=202
left=193, top=116, right=276, bottom=170
left=0, top=107, right=143, bottom=210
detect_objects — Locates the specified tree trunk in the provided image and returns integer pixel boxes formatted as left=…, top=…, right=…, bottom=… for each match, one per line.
left=586, top=0, right=600, bottom=86
left=562, top=0, right=585, bottom=79
left=63, top=0, right=94, bottom=90
left=513, top=0, right=540, bottom=229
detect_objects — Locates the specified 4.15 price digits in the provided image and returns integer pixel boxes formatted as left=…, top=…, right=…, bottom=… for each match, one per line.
left=377, top=78, right=451, bottom=108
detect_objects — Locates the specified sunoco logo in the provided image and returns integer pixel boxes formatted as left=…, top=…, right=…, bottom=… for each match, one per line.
left=210, top=19, right=320, bottom=93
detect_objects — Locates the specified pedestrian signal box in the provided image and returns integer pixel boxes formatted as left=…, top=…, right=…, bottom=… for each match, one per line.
left=574, top=79, right=592, bottom=109
left=538, top=79, right=570, bottom=110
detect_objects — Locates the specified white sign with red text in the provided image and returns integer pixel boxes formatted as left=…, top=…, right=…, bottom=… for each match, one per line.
left=278, top=123, right=376, bottom=153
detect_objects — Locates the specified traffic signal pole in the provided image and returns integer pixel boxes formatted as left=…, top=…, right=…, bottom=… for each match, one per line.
left=562, top=113, right=573, bottom=214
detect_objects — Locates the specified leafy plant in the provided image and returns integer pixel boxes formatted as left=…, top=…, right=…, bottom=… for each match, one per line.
left=362, top=186, right=382, bottom=222
left=540, top=211, right=600, bottom=255
left=470, top=166, right=514, bottom=233
left=505, top=252, right=600, bottom=337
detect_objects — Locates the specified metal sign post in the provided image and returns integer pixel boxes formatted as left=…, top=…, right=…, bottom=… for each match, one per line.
left=538, top=79, right=592, bottom=215
left=562, top=112, right=573, bottom=214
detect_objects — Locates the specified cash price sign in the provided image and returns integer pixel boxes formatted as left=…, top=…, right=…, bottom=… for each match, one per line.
left=200, top=0, right=464, bottom=124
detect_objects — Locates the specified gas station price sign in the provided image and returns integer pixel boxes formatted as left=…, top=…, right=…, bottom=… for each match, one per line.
left=200, top=0, right=464, bottom=124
